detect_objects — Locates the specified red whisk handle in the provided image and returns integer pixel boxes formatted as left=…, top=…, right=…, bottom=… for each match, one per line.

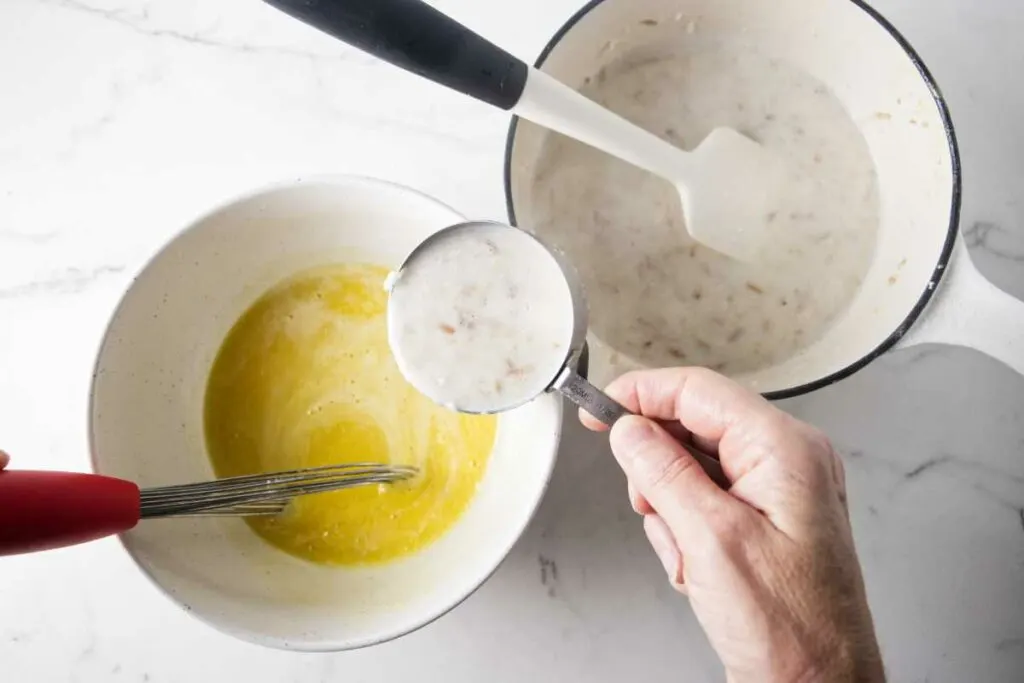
left=0, top=470, right=141, bottom=557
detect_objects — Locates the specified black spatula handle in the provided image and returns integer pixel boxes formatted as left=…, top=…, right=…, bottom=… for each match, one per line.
left=263, top=0, right=529, bottom=110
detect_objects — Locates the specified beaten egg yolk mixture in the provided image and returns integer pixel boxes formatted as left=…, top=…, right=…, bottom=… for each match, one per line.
left=204, top=263, right=496, bottom=566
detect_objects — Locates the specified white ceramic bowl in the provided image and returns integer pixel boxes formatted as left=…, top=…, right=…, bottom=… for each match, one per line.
left=89, top=176, right=563, bottom=650
left=505, top=0, right=1024, bottom=394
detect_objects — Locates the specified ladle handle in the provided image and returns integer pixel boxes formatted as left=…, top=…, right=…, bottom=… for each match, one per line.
left=555, top=370, right=731, bottom=489
left=556, top=367, right=630, bottom=425
left=262, top=0, right=528, bottom=110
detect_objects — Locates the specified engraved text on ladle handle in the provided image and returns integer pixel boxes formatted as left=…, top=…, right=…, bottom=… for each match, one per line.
left=556, top=368, right=631, bottom=424
left=554, top=369, right=731, bottom=489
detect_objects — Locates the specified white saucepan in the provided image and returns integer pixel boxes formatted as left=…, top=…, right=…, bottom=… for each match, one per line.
left=506, top=0, right=1022, bottom=396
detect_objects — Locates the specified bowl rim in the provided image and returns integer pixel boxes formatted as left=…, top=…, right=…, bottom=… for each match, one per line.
left=87, top=173, right=565, bottom=652
left=502, top=0, right=962, bottom=400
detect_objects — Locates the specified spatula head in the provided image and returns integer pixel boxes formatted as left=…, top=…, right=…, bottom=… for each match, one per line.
left=679, top=127, right=789, bottom=262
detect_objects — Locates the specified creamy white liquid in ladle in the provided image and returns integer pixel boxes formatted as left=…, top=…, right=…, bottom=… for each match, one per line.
left=386, top=222, right=577, bottom=413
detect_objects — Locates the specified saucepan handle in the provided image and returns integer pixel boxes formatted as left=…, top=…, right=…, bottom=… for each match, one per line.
left=262, top=0, right=529, bottom=110
left=898, top=240, right=1024, bottom=374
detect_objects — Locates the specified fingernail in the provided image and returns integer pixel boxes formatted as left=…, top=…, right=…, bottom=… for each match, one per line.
left=645, top=516, right=681, bottom=582
left=627, top=481, right=643, bottom=514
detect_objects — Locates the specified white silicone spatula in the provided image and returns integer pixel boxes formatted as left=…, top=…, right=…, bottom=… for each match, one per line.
left=514, top=70, right=786, bottom=261
left=264, top=0, right=785, bottom=261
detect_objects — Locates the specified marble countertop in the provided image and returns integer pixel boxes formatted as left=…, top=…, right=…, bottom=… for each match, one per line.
left=1, top=0, right=1023, bottom=681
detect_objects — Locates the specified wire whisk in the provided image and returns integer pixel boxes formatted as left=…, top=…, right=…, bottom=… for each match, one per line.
left=141, top=463, right=418, bottom=518
left=0, top=463, right=418, bottom=557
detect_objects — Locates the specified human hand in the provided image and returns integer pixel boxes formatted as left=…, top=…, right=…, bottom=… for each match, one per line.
left=0, top=449, right=9, bottom=470
left=580, top=368, right=884, bottom=683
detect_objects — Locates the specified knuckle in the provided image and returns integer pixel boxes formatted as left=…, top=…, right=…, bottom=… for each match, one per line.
left=759, top=413, right=795, bottom=445
left=761, top=414, right=835, bottom=461
left=803, top=424, right=835, bottom=456
left=686, top=365, right=718, bottom=383
left=777, top=423, right=842, bottom=493
left=801, top=426, right=839, bottom=474
left=832, top=449, right=847, bottom=479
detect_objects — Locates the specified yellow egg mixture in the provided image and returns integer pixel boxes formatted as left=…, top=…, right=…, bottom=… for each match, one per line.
left=204, top=263, right=496, bottom=566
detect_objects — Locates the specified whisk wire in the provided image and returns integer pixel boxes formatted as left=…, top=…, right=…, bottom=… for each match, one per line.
left=138, top=463, right=418, bottom=519
left=142, top=463, right=416, bottom=495
left=166, top=503, right=289, bottom=518
left=141, top=474, right=405, bottom=518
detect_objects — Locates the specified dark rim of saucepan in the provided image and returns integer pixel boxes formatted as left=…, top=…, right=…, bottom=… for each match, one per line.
left=502, top=0, right=962, bottom=401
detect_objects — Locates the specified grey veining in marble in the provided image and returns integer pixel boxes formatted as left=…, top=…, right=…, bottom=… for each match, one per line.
left=1, top=1, right=1023, bottom=682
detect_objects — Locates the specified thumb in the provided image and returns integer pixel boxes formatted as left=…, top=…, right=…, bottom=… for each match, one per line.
left=609, top=416, right=729, bottom=536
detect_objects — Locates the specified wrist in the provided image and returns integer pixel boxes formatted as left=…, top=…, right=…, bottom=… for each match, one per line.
left=725, top=629, right=885, bottom=683
left=789, top=637, right=886, bottom=683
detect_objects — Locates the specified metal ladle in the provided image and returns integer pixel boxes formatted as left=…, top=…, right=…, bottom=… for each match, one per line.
left=387, top=221, right=729, bottom=489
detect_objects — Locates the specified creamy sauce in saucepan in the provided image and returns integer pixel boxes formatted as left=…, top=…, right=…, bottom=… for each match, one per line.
left=527, top=44, right=880, bottom=375
left=387, top=223, right=575, bottom=413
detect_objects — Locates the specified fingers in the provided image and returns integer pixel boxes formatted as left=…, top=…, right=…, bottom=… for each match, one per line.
left=579, top=406, right=608, bottom=432
left=643, top=513, right=685, bottom=593
left=581, top=406, right=694, bottom=445
left=582, top=367, right=789, bottom=477
left=615, top=367, right=775, bottom=441
left=610, top=415, right=731, bottom=536
left=0, top=450, right=8, bottom=470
